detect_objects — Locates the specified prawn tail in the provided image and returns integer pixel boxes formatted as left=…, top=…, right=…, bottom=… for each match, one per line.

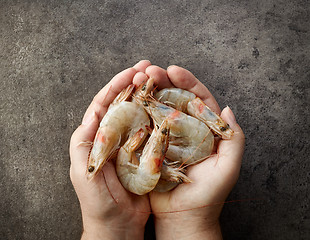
left=161, top=162, right=192, bottom=183
left=137, top=77, right=155, bottom=95
left=77, top=141, right=93, bottom=147
left=123, top=128, right=148, bottom=153
left=112, top=84, right=135, bottom=104
left=145, top=125, right=153, bottom=135
left=132, top=78, right=156, bottom=107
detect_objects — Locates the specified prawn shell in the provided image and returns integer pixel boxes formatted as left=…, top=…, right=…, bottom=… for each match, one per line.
left=140, top=98, right=214, bottom=164
left=156, top=88, right=234, bottom=139
left=116, top=120, right=170, bottom=195
left=155, top=88, right=195, bottom=113
left=87, top=101, right=150, bottom=180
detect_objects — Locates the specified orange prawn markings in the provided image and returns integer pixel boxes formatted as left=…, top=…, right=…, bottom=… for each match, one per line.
left=154, top=158, right=163, bottom=168
left=169, top=110, right=181, bottom=119
left=97, top=131, right=105, bottom=143
left=198, top=102, right=204, bottom=114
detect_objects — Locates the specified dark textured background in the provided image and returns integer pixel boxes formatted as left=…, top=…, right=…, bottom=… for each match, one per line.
left=1, top=0, right=309, bottom=239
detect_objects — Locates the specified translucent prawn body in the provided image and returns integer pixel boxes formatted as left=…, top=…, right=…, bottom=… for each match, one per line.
left=140, top=98, right=214, bottom=164
left=155, top=88, right=196, bottom=113
left=116, top=120, right=170, bottom=195
left=155, top=88, right=234, bottom=139
left=87, top=101, right=150, bottom=180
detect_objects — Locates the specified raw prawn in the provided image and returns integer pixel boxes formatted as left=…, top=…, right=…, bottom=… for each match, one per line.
left=87, top=85, right=150, bottom=180
left=160, top=160, right=191, bottom=183
left=134, top=82, right=214, bottom=165
left=116, top=120, right=170, bottom=195
left=155, top=88, right=234, bottom=139
left=153, top=160, right=192, bottom=192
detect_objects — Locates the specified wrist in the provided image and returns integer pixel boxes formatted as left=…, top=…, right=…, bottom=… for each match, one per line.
left=81, top=216, right=145, bottom=240
left=154, top=213, right=222, bottom=240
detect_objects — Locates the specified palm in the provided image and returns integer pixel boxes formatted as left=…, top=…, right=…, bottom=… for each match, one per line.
left=101, top=161, right=151, bottom=215
left=142, top=64, right=244, bottom=218
left=150, top=146, right=239, bottom=215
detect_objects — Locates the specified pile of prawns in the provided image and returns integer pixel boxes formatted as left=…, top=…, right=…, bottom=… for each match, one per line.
left=86, top=78, right=234, bottom=195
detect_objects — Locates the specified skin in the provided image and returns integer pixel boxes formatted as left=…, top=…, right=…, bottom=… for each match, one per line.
left=69, top=60, right=245, bottom=240
left=143, top=65, right=245, bottom=239
left=70, top=60, right=152, bottom=240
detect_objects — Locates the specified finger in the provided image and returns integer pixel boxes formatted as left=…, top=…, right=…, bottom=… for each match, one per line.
left=82, top=67, right=137, bottom=123
left=145, top=65, right=174, bottom=89
left=70, top=111, right=99, bottom=174
left=132, top=72, right=149, bottom=87
left=217, top=106, right=245, bottom=171
left=133, top=60, right=152, bottom=72
left=167, top=65, right=221, bottom=114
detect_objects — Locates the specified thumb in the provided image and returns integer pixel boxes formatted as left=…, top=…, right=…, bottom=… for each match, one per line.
left=217, top=106, right=245, bottom=172
left=70, top=111, right=100, bottom=175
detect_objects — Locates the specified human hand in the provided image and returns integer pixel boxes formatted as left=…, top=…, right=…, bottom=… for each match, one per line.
left=134, top=65, right=245, bottom=240
left=69, top=60, right=153, bottom=240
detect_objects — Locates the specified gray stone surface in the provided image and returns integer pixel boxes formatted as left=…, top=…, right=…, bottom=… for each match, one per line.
left=0, top=0, right=309, bottom=239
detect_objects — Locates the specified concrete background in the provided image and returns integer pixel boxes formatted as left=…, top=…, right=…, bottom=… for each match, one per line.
left=0, top=0, right=309, bottom=239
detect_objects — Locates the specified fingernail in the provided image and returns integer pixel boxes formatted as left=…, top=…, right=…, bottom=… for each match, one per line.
left=82, top=111, right=95, bottom=125
left=225, top=106, right=236, bottom=124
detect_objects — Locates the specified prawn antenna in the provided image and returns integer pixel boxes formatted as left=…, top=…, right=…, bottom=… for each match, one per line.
left=152, top=198, right=262, bottom=214
left=122, top=198, right=262, bottom=215
left=103, top=171, right=119, bottom=204
left=178, top=128, right=212, bottom=169
left=150, top=84, right=159, bottom=96
left=148, top=92, right=158, bottom=101
left=78, top=141, right=93, bottom=147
